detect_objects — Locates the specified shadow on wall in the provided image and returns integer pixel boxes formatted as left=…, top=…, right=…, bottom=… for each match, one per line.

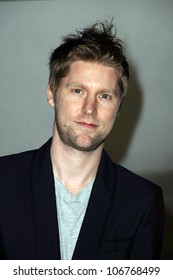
left=162, top=208, right=173, bottom=260
left=105, top=64, right=143, bottom=163
left=142, top=172, right=173, bottom=260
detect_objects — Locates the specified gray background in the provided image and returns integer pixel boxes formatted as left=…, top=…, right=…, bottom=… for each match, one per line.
left=0, top=0, right=172, bottom=258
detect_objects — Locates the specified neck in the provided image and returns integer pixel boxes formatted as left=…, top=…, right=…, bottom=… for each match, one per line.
left=50, top=128, right=103, bottom=194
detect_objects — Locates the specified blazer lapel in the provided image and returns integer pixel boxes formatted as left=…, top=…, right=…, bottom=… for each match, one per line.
left=72, top=151, right=116, bottom=260
left=31, top=139, right=61, bottom=259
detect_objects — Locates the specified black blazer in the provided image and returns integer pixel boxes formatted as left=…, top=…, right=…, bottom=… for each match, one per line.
left=0, top=138, right=164, bottom=260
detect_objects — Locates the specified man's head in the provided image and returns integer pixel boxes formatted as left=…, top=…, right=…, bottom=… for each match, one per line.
left=49, top=20, right=129, bottom=103
left=47, top=21, right=129, bottom=152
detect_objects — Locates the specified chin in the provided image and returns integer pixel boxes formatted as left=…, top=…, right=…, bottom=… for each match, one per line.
left=72, top=139, right=104, bottom=153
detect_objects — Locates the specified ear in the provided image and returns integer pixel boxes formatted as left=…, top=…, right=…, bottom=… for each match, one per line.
left=47, top=84, right=55, bottom=107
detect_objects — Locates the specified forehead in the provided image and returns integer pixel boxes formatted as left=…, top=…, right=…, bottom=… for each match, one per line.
left=62, top=60, right=118, bottom=88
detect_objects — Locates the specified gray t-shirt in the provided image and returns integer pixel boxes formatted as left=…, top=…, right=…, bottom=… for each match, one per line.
left=54, top=176, right=94, bottom=260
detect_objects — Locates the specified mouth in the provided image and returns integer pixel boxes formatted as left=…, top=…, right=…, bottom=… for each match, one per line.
left=75, top=121, right=98, bottom=129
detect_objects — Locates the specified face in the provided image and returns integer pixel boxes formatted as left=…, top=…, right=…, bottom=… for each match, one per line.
left=47, top=60, right=120, bottom=152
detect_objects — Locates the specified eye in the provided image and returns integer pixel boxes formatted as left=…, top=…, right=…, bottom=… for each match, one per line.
left=72, top=88, right=82, bottom=94
left=99, top=93, right=111, bottom=100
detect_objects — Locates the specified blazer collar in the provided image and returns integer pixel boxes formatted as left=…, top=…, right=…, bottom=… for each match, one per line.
left=31, top=138, right=60, bottom=259
left=72, top=150, right=116, bottom=260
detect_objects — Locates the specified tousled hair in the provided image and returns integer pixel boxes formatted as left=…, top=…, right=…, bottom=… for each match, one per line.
left=49, top=20, right=129, bottom=100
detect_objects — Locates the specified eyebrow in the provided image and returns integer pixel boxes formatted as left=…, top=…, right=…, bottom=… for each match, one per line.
left=65, top=82, right=87, bottom=90
left=65, top=82, right=118, bottom=96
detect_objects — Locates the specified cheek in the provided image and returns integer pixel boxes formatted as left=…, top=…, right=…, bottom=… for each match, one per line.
left=105, top=115, right=117, bottom=134
left=100, top=100, right=119, bottom=122
left=102, top=109, right=117, bottom=126
left=56, top=99, right=78, bottom=119
left=107, top=115, right=117, bottom=130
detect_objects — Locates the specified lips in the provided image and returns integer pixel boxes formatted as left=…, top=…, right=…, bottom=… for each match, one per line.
left=75, top=121, right=98, bottom=129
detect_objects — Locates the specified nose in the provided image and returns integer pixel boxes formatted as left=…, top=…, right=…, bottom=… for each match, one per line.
left=81, top=95, right=97, bottom=116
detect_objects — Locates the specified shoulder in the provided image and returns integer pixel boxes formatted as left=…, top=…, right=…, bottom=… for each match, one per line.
left=0, top=149, right=35, bottom=164
left=115, top=163, right=159, bottom=188
left=101, top=150, right=163, bottom=204
left=113, top=162, right=163, bottom=201
left=0, top=138, right=52, bottom=171
left=0, top=138, right=52, bottom=183
left=0, top=150, right=36, bottom=184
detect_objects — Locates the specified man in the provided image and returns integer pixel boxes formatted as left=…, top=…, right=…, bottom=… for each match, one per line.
left=0, top=21, right=164, bottom=260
